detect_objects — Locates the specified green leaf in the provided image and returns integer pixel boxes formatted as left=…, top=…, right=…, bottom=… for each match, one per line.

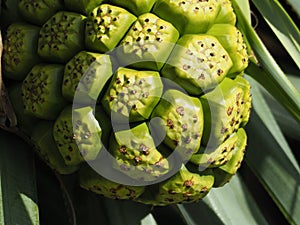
left=232, top=0, right=300, bottom=123
left=0, top=130, right=39, bottom=225
left=251, top=0, right=300, bottom=69
left=245, top=88, right=300, bottom=224
left=234, top=0, right=251, bottom=23
left=246, top=75, right=300, bottom=171
left=260, top=75, right=300, bottom=140
left=177, top=175, right=268, bottom=225
left=141, top=213, right=158, bottom=225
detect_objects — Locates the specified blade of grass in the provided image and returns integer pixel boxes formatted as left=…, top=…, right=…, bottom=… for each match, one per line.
left=0, top=130, right=39, bottom=225
left=252, top=0, right=300, bottom=69
left=232, top=0, right=300, bottom=123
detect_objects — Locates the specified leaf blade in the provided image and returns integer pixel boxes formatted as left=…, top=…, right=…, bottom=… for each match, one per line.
left=0, top=130, right=39, bottom=225
left=252, top=0, right=300, bottom=69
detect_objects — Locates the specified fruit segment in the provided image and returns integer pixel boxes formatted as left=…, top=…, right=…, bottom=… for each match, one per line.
left=151, top=89, right=204, bottom=158
left=85, top=4, right=137, bottom=53
left=153, top=0, right=220, bottom=35
left=18, top=0, right=63, bottom=25
left=190, top=131, right=238, bottom=168
left=200, top=77, right=248, bottom=147
left=207, top=24, right=248, bottom=75
left=235, top=76, right=252, bottom=127
left=80, top=164, right=145, bottom=200
left=213, top=128, right=247, bottom=187
left=110, top=0, right=157, bottom=16
left=110, top=123, right=169, bottom=181
left=38, top=11, right=86, bottom=63
left=102, top=67, right=163, bottom=123
left=62, top=51, right=113, bottom=103
left=53, top=106, right=103, bottom=166
left=22, top=64, right=67, bottom=120
left=162, top=34, right=233, bottom=95
left=214, top=0, right=236, bottom=25
left=117, top=13, right=179, bottom=70
left=31, top=121, right=79, bottom=174
left=154, top=165, right=214, bottom=205
left=2, top=23, right=41, bottom=80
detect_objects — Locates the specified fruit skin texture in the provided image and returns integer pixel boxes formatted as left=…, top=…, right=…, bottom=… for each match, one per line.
left=2, top=0, right=251, bottom=206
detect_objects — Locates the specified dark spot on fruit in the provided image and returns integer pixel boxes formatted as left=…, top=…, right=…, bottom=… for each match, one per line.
left=221, top=127, right=228, bottom=134
left=139, top=144, right=150, bottom=155
left=176, top=106, right=184, bottom=116
left=217, top=69, right=223, bottom=76
left=66, top=155, right=71, bottom=161
left=222, top=147, right=227, bottom=154
left=134, top=156, right=142, bottom=164
left=168, top=190, right=176, bottom=194
left=119, top=145, right=127, bottom=154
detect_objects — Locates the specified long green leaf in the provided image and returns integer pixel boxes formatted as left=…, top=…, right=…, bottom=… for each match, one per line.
left=260, top=75, right=300, bottom=140
left=177, top=175, right=268, bottom=225
left=252, top=0, right=300, bottom=69
left=0, top=130, right=39, bottom=225
left=246, top=75, right=300, bottom=171
left=244, top=79, right=300, bottom=224
left=232, top=0, right=300, bottom=123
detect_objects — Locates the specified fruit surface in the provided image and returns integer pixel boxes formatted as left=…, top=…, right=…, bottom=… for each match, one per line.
left=2, top=0, right=251, bottom=206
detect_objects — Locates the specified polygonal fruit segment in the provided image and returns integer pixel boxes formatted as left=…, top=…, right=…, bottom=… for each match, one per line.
left=213, top=128, right=247, bottom=187
left=200, top=77, right=248, bottom=147
left=2, top=23, right=40, bottom=80
left=22, top=64, right=67, bottom=120
left=53, top=106, right=103, bottom=166
left=62, top=51, right=113, bottom=103
left=64, top=0, right=104, bottom=15
left=85, top=4, right=137, bottom=53
left=117, top=13, right=179, bottom=71
left=7, top=83, right=40, bottom=135
left=79, top=164, right=145, bottom=200
left=110, top=0, right=157, bottom=16
left=38, top=11, right=86, bottom=63
left=154, top=165, right=214, bottom=205
left=31, top=121, right=79, bottom=174
left=161, top=34, right=233, bottom=95
left=190, top=131, right=238, bottom=168
left=214, top=0, right=236, bottom=25
left=235, top=76, right=252, bottom=127
left=102, top=67, right=163, bottom=123
left=109, top=123, right=169, bottom=181
left=152, top=0, right=220, bottom=35
left=150, top=89, right=204, bottom=158
left=18, top=0, right=63, bottom=25
left=207, top=24, right=248, bottom=75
